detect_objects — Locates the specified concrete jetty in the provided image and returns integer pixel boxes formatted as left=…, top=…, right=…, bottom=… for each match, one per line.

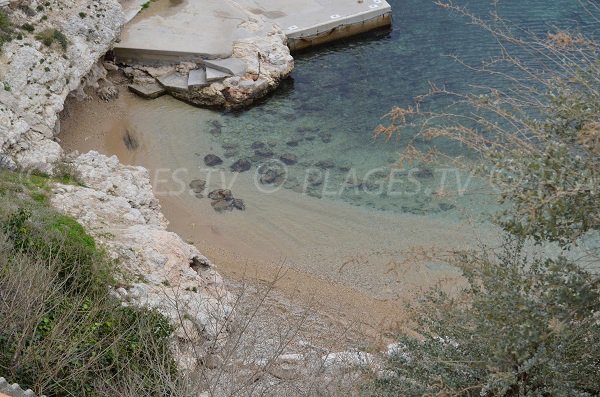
left=236, top=0, right=392, bottom=51
left=115, top=0, right=390, bottom=108
left=114, top=0, right=391, bottom=63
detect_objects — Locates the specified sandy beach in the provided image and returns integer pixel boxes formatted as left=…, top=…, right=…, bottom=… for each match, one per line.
left=60, top=84, right=496, bottom=336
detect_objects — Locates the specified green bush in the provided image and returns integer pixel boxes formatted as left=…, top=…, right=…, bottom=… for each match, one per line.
left=366, top=241, right=600, bottom=396
left=0, top=170, right=178, bottom=396
left=21, top=22, right=35, bottom=33
left=0, top=10, right=14, bottom=50
left=35, top=28, right=68, bottom=51
left=370, top=2, right=600, bottom=396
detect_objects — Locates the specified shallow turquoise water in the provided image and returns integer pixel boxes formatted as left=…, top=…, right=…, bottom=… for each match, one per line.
left=211, top=0, right=596, bottom=218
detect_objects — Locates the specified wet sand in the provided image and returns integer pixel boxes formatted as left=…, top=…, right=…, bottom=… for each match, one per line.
left=60, top=85, right=495, bottom=335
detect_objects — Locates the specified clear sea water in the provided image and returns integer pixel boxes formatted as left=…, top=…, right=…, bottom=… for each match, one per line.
left=209, top=0, right=597, bottom=219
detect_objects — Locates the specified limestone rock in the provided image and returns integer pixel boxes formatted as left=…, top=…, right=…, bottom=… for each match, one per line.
left=51, top=152, right=233, bottom=344
left=0, top=0, right=123, bottom=169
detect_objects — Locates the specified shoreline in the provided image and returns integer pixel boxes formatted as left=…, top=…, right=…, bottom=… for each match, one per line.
left=59, top=79, right=493, bottom=338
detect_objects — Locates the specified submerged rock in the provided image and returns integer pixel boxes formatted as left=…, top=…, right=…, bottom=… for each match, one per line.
left=212, top=199, right=232, bottom=212
left=222, top=141, right=239, bottom=150
left=204, top=154, right=223, bottom=166
left=223, top=149, right=239, bottom=158
left=279, top=153, right=298, bottom=165
left=208, top=189, right=233, bottom=201
left=254, top=147, right=274, bottom=158
left=320, top=132, right=333, bottom=143
left=231, top=159, right=252, bottom=172
left=208, top=120, right=223, bottom=136
left=315, top=159, right=335, bottom=169
left=189, top=179, right=206, bottom=194
left=414, top=167, right=434, bottom=179
left=232, top=198, right=245, bottom=210
left=259, top=166, right=285, bottom=185
left=438, top=202, right=456, bottom=212
left=207, top=189, right=245, bottom=212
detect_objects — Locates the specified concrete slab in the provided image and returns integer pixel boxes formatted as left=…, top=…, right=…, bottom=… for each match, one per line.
left=236, top=0, right=392, bottom=51
left=203, top=59, right=247, bottom=76
left=128, top=82, right=167, bottom=99
left=114, top=0, right=250, bottom=63
left=115, top=0, right=392, bottom=63
left=188, top=69, right=209, bottom=89
left=156, top=72, right=188, bottom=91
left=206, top=67, right=232, bottom=82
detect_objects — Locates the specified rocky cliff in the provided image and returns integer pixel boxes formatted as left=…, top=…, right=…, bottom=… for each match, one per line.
left=0, top=0, right=122, bottom=171
left=0, top=0, right=232, bottom=369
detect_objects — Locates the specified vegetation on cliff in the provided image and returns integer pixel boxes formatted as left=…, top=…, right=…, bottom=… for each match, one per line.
left=0, top=170, right=177, bottom=396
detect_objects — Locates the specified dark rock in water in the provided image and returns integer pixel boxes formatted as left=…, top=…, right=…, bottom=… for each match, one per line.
left=307, top=173, right=323, bottom=186
left=211, top=199, right=232, bottom=212
left=223, top=149, right=238, bottom=158
left=208, top=189, right=233, bottom=201
left=204, top=154, right=223, bottom=166
left=248, top=155, right=263, bottom=164
left=222, top=141, right=239, bottom=150
left=279, top=153, right=298, bottom=165
left=189, top=179, right=206, bottom=193
left=254, top=148, right=274, bottom=158
left=438, top=202, right=456, bottom=212
left=251, top=141, right=265, bottom=149
left=232, top=198, right=245, bottom=210
left=414, top=167, right=434, bottom=178
left=315, top=159, right=335, bottom=169
left=206, top=120, right=223, bottom=136
left=320, top=132, right=333, bottom=143
left=260, top=169, right=284, bottom=185
left=338, top=163, right=352, bottom=172
left=286, top=139, right=300, bottom=147
left=304, top=135, right=316, bottom=141
left=259, top=163, right=286, bottom=185
left=231, top=159, right=252, bottom=172
left=371, top=169, right=389, bottom=179
left=207, top=189, right=245, bottom=212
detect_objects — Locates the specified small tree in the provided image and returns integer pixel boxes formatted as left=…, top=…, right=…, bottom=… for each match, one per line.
left=374, top=0, right=600, bottom=248
left=367, top=240, right=600, bottom=396
left=368, top=1, right=600, bottom=395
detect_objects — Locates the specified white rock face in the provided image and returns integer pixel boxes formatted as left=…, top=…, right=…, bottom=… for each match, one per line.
left=52, top=152, right=233, bottom=367
left=0, top=0, right=124, bottom=170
